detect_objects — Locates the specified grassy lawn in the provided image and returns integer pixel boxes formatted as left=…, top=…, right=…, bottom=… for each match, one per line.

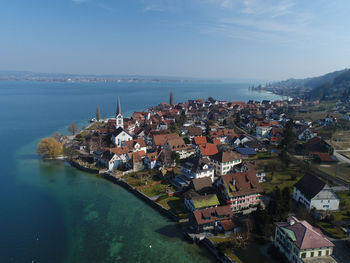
left=139, top=183, right=171, bottom=197
left=316, top=221, right=346, bottom=239
left=316, top=163, right=350, bottom=184
left=297, top=110, right=341, bottom=122
left=332, top=191, right=350, bottom=222
left=261, top=162, right=302, bottom=194
left=157, top=195, right=189, bottom=218
left=123, top=170, right=159, bottom=187
left=330, top=130, right=350, bottom=150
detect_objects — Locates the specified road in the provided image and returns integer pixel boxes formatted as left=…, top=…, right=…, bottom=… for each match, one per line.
left=334, top=151, right=350, bottom=164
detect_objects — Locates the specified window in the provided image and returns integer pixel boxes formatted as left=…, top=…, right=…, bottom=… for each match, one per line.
left=318, top=251, right=322, bottom=256
left=310, top=252, right=314, bottom=257
left=326, top=250, right=329, bottom=255
left=301, top=253, right=306, bottom=258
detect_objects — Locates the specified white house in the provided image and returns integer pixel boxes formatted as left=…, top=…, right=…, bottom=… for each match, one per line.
left=180, top=158, right=215, bottom=182
left=275, top=216, right=335, bottom=263
left=256, top=122, right=272, bottom=138
left=293, top=174, right=339, bottom=211
left=297, top=127, right=316, bottom=141
left=210, top=151, right=242, bottom=176
left=96, top=151, right=121, bottom=171
left=112, top=127, right=133, bottom=147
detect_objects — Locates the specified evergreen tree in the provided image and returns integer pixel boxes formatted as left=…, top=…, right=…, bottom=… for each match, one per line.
left=268, top=187, right=283, bottom=220
left=280, top=119, right=295, bottom=151
left=282, top=187, right=292, bottom=213
left=253, top=205, right=270, bottom=236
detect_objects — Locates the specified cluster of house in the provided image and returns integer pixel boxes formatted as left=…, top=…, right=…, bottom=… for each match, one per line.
left=88, top=95, right=341, bottom=263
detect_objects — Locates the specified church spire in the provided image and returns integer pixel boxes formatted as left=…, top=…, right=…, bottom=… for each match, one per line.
left=116, top=97, right=122, bottom=115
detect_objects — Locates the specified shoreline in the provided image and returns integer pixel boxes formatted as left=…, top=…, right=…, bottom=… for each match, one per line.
left=66, top=158, right=236, bottom=263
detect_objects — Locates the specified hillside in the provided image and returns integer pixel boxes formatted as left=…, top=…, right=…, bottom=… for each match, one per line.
left=261, top=69, right=350, bottom=100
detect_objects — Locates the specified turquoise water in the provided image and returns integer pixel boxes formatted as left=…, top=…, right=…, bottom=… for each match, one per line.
left=0, top=81, right=281, bottom=262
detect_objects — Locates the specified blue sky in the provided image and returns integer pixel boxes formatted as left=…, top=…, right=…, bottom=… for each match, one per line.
left=1, top=0, right=350, bottom=81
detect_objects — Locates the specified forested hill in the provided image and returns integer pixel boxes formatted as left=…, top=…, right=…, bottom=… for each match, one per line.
left=261, top=68, right=350, bottom=100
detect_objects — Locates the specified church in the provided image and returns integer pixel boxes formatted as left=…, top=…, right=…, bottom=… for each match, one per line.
left=111, top=97, right=132, bottom=147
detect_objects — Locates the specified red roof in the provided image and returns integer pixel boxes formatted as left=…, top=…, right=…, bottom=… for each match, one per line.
left=212, top=138, right=221, bottom=145
left=110, top=147, right=129, bottom=155
left=193, top=206, right=233, bottom=226
left=310, top=152, right=333, bottom=162
left=153, top=133, right=179, bottom=146
left=124, top=139, right=146, bottom=149
left=199, top=143, right=218, bottom=156
left=220, top=171, right=262, bottom=197
left=257, top=121, right=270, bottom=127
left=209, top=129, right=238, bottom=138
left=194, top=136, right=207, bottom=145
left=276, top=216, right=334, bottom=250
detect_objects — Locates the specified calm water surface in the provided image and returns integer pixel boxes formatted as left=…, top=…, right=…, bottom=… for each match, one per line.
left=0, top=81, right=281, bottom=262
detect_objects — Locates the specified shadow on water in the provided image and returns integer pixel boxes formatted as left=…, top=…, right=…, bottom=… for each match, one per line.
left=155, top=224, right=185, bottom=240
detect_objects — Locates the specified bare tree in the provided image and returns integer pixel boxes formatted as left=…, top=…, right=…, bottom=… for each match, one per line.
left=68, top=122, right=78, bottom=135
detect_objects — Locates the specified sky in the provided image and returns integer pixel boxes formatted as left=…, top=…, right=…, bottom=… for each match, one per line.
left=1, top=0, right=350, bottom=81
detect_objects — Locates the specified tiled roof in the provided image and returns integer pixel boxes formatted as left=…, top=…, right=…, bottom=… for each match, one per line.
left=193, top=206, right=233, bottom=226
left=199, top=143, right=218, bottom=156
left=220, top=171, right=262, bottom=198
left=166, top=137, right=186, bottom=150
left=276, top=216, right=334, bottom=250
left=210, top=151, right=242, bottom=163
left=194, top=136, right=207, bottom=145
left=187, top=127, right=202, bottom=136
left=124, top=138, right=146, bottom=149
left=109, top=147, right=129, bottom=155
left=221, top=219, right=236, bottom=231
left=310, top=152, right=333, bottom=162
left=191, top=177, right=213, bottom=192
left=153, top=133, right=179, bottom=146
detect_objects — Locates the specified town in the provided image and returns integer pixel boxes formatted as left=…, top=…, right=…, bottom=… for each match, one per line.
left=39, top=92, right=350, bottom=263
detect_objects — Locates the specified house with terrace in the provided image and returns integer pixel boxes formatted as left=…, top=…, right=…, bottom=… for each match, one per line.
left=274, top=216, right=336, bottom=263
left=184, top=190, right=220, bottom=211
left=191, top=206, right=234, bottom=233
left=293, top=174, right=339, bottom=211
left=216, top=171, right=262, bottom=213
left=180, top=158, right=215, bottom=182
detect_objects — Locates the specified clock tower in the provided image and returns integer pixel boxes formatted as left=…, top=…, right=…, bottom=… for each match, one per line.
left=115, top=97, right=123, bottom=129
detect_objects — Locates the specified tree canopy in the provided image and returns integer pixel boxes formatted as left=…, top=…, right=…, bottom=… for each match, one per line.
left=37, top=137, right=63, bottom=158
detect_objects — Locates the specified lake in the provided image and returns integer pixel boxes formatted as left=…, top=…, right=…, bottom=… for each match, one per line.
left=0, top=81, right=281, bottom=262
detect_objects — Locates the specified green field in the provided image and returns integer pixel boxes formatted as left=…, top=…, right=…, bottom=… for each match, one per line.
left=261, top=162, right=302, bottom=194
left=316, top=163, right=350, bottom=184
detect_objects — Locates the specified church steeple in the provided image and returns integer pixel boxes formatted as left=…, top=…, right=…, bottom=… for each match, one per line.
left=116, top=97, right=122, bottom=115
left=115, top=97, right=123, bottom=129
